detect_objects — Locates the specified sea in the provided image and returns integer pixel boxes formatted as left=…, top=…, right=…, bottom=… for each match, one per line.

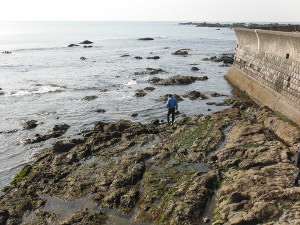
left=0, top=21, right=236, bottom=191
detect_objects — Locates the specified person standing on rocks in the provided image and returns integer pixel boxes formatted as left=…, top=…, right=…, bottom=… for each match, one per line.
left=166, top=94, right=178, bottom=125
left=293, top=147, right=300, bottom=187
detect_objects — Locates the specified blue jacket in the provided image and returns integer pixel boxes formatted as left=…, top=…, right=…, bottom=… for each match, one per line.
left=166, top=97, right=178, bottom=109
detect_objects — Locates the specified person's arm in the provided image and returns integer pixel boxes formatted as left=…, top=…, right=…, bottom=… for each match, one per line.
left=175, top=99, right=178, bottom=110
left=166, top=99, right=170, bottom=108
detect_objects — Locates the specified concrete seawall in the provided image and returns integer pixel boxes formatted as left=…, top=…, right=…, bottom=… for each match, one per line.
left=226, top=28, right=300, bottom=125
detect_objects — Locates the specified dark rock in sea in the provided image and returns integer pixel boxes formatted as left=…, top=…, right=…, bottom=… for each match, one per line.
left=191, top=67, right=200, bottom=71
left=25, top=124, right=70, bottom=144
left=131, top=113, right=138, bottom=117
left=82, top=95, right=98, bottom=101
left=83, top=45, right=93, bottom=48
left=172, top=49, right=190, bottom=56
left=138, top=37, right=154, bottom=41
left=206, top=102, right=216, bottom=105
left=203, top=54, right=234, bottom=64
left=135, top=56, right=143, bottom=59
left=121, top=54, right=130, bottom=57
left=135, top=89, right=147, bottom=97
left=79, top=40, right=93, bottom=44
left=147, top=56, right=160, bottom=60
left=68, top=44, right=80, bottom=47
left=0, top=89, right=5, bottom=95
left=144, top=87, right=155, bottom=92
left=219, top=64, right=231, bottom=67
left=210, top=92, right=228, bottom=97
left=80, top=56, right=87, bottom=60
left=99, top=89, right=108, bottom=92
left=149, top=75, right=208, bottom=85
left=2, top=51, right=12, bottom=54
left=0, top=129, right=18, bottom=134
left=158, top=94, right=184, bottom=102
left=22, top=120, right=39, bottom=129
left=183, top=91, right=208, bottom=100
left=95, top=109, right=106, bottom=113
left=135, top=68, right=165, bottom=75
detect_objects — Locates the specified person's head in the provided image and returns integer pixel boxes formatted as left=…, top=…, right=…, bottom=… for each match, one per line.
left=168, top=94, right=173, bottom=98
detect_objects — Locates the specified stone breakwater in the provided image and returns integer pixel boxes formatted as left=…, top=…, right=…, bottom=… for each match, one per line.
left=226, top=28, right=300, bottom=125
left=0, top=98, right=300, bottom=225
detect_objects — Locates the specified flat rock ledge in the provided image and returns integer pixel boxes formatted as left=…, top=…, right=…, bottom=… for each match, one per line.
left=149, top=75, right=208, bottom=85
left=1, top=100, right=300, bottom=225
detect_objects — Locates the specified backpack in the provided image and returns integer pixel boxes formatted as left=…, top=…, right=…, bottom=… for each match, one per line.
left=296, top=148, right=300, bottom=168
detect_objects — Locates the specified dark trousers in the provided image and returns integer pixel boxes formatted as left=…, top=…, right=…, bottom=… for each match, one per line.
left=167, top=108, right=175, bottom=124
left=294, top=168, right=300, bottom=185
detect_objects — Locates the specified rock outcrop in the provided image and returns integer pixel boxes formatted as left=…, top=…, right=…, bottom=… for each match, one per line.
left=1, top=101, right=300, bottom=225
left=149, top=75, right=208, bottom=85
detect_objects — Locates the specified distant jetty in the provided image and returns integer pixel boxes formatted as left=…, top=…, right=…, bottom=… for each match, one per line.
left=179, top=22, right=300, bottom=31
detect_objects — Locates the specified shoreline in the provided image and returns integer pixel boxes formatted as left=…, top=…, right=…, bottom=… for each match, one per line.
left=1, top=97, right=299, bottom=224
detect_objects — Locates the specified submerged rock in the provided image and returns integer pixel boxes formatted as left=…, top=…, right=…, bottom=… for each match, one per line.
left=172, top=49, right=190, bottom=55
left=144, top=87, right=155, bottom=92
left=68, top=44, right=79, bottom=47
left=191, top=66, right=200, bottom=71
left=135, top=89, right=147, bottom=97
left=82, top=95, right=98, bottom=101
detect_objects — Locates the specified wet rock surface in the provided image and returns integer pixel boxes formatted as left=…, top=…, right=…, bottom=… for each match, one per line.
left=1, top=101, right=300, bottom=225
left=134, top=67, right=165, bottom=75
left=149, top=75, right=208, bottom=85
left=183, top=90, right=208, bottom=100
left=24, top=124, right=70, bottom=144
left=203, top=53, right=234, bottom=64
left=22, top=120, right=40, bottom=129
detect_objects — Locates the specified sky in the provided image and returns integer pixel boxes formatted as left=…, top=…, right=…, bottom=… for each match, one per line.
left=1, top=0, right=300, bottom=22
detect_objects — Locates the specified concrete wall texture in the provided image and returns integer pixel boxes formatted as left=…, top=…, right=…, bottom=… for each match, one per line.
left=226, top=28, right=300, bottom=125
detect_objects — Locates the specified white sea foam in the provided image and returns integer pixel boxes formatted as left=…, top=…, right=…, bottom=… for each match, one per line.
left=124, top=80, right=137, bottom=86
left=9, top=85, right=66, bottom=96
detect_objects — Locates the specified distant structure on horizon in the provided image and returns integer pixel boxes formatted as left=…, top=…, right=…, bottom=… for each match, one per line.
left=226, top=25, right=300, bottom=125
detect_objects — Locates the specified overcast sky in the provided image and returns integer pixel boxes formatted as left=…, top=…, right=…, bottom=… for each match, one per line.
left=1, top=0, right=299, bottom=22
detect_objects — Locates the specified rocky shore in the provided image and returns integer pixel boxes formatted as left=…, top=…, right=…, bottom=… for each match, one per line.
left=1, top=96, right=300, bottom=225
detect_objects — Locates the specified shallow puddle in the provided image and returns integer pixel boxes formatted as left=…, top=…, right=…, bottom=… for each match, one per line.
left=40, top=194, right=98, bottom=218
